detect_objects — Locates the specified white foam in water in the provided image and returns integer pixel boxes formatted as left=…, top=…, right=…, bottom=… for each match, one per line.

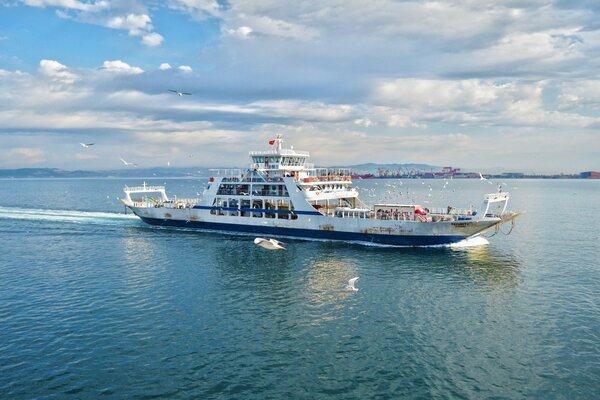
left=0, top=206, right=139, bottom=225
left=449, top=236, right=489, bottom=248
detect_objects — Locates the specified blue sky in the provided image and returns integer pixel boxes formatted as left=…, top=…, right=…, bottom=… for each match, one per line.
left=1, top=0, right=599, bottom=173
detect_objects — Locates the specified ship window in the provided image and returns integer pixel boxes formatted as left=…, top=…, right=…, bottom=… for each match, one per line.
left=277, top=200, right=288, bottom=219
left=228, top=199, right=239, bottom=216
left=211, top=198, right=226, bottom=215
left=217, top=184, right=234, bottom=195
left=252, top=199, right=263, bottom=218
left=265, top=201, right=276, bottom=218
left=240, top=199, right=251, bottom=217
left=253, top=184, right=267, bottom=196
left=235, top=184, right=249, bottom=195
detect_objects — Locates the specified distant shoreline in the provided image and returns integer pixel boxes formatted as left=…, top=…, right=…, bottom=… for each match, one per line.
left=0, top=167, right=597, bottom=179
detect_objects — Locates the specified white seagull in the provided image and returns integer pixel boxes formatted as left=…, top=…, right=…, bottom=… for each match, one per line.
left=168, top=89, right=192, bottom=96
left=79, top=143, right=94, bottom=148
left=120, top=158, right=138, bottom=167
left=254, top=237, right=286, bottom=250
left=346, top=277, right=359, bottom=291
left=479, top=172, right=493, bottom=184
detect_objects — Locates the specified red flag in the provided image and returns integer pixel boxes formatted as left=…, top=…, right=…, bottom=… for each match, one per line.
left=268, top=139, right=276, bottom=145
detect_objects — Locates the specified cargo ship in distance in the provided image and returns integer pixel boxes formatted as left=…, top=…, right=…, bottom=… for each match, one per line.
left=122, top=135, right=521, bottom=246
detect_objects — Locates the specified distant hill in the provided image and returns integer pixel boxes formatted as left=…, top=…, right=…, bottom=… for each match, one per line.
left=0, top=167, right=213, bottom=179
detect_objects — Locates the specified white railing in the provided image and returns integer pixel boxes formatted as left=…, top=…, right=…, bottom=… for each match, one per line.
left=429, top=207, right=473, bottom=215
left=210, top=169, right=244, bottom=179
left=306, top=167, right=352, bottom=176
left=125, top=185, right=166, bottom=192
left=485, top=192, right=509, bottom=201
left=249, top=149, right=310, bottom=156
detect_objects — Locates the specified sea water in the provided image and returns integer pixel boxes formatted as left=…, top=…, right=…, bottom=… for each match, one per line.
left=0, top=178, right=598, bottom=399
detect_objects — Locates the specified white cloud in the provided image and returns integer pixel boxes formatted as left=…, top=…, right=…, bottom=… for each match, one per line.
left=225, top=14, right=319, bottom=41
left=353, top=118, right=374, bottom=127
left=226, top=26, right=253, bottom=39
left=23, top=0, right=109, bottom=12
left=373, top=79, right=502, bottom=110
left=101, top=60, right=144, bottom=74
left=468, top=28, right=584, bottom=69
left=38, top=59, right=77, bottom=84
left=142, top=32, right=164, bottom=47
left=23, top=3, right=164, bottom=47
left=369, top=78, right=600, bottom=129
left=168, top=0, right=222, bottom=18
left=385, top=114, right=426, bottom=129
left=178, top=65, right=193, bottom=72
left=159, top=63, right=172, bottom=70
left=558, top=80, right=600, bottom=110
left=249, top=100, right=355, bottom=122
left=6, top=147, right=46, bottom=164
left=106, top=13, right=152, bottom=36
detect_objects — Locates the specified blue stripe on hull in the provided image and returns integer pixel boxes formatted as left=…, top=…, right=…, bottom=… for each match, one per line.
left=137, top=216, right=466, bottom=246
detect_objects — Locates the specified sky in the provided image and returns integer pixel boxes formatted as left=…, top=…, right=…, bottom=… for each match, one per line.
left=1, top=0, right=599, bottom=173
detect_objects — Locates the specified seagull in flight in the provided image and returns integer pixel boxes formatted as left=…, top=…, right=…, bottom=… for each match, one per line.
left=168, top=89, right=192, bottom=97
left=346, top=277, right=359, bottom=291
left=79, top=143, right=94, bottom=148
left=254, top=237, right=286, bottom=250
left=120, top=158, right=138, bottom=167
left=479, top=172, right=494, bottom=184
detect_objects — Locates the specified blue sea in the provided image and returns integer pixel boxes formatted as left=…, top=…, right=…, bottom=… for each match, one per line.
left=1, top=178, right=598, bottom=399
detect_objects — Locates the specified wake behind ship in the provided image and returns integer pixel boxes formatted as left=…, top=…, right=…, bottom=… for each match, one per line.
left=122, top=135, right=520, bottom=246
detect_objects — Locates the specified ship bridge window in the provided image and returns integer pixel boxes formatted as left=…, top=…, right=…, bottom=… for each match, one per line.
left=251, top=184, right=289, bottom=197
left=217, top=184, right=250, bottom=196
left=281, top=157, right=304, bottom=167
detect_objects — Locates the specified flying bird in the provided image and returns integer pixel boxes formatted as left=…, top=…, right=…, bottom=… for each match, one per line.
left=346, top=277, right=359, bottom=291
left=79, top=143, right=94, bottom=148
left=120, top=158, right=138, bottom=167
left=168, top=89, right=192, bottom=96
left=479, top=172, right=494, bottom=184
left=254, top=237, right=286, bottom=250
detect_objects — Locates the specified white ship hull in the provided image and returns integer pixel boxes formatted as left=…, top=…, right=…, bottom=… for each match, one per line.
left=128, top=205, right=513, bottom=246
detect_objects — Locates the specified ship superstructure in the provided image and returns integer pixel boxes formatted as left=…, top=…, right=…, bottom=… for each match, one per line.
left=123, top=135, right=520, bottom=246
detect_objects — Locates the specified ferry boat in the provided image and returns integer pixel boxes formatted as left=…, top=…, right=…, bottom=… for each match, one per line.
left=122, top=135, right=520, bottom=246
